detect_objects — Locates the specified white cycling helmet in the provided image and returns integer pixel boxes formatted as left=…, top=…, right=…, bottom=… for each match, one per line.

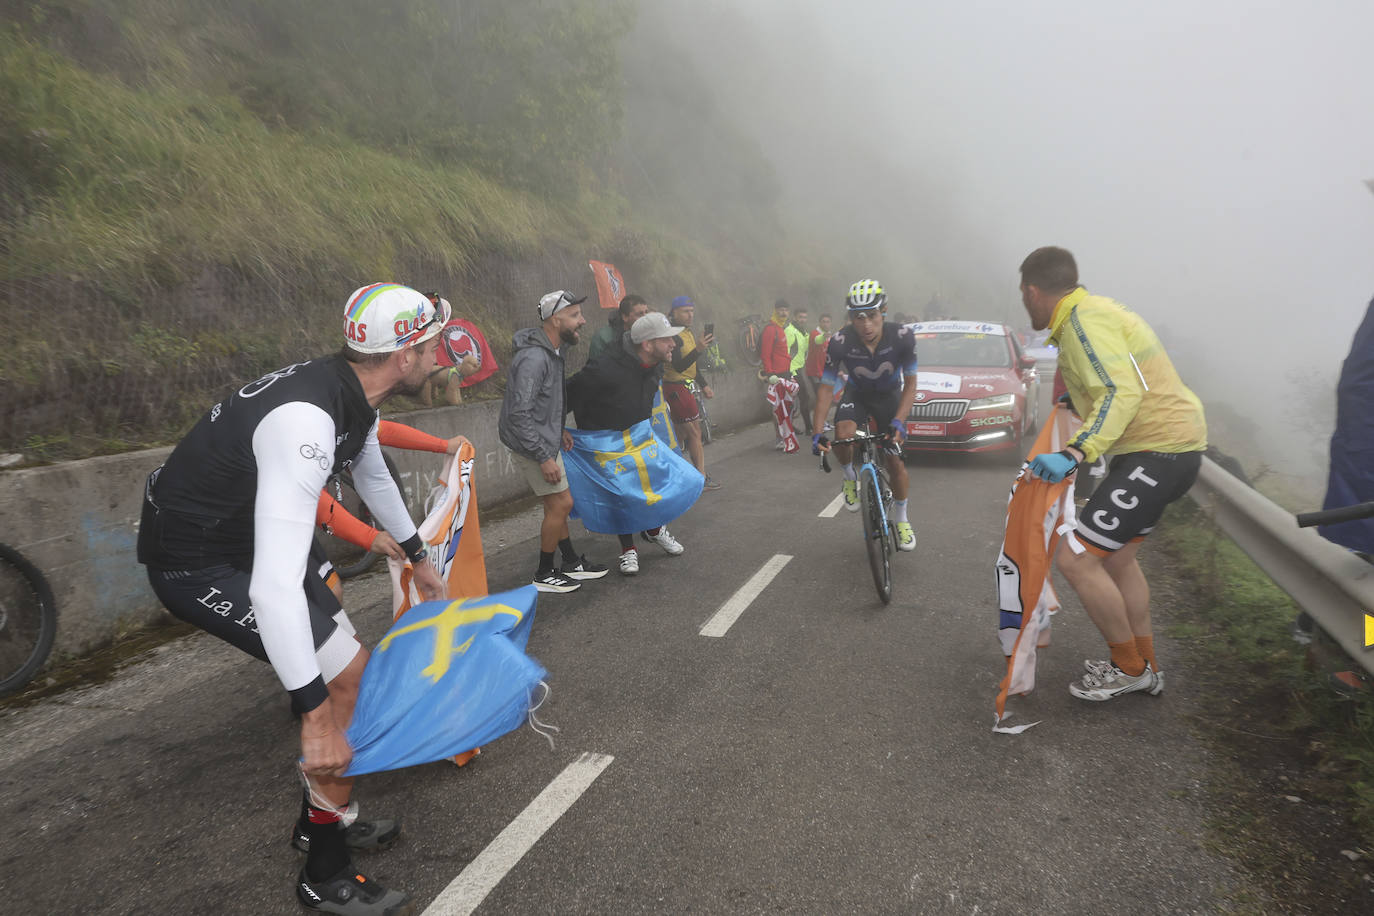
left=846, top=279, right=886, bottom=311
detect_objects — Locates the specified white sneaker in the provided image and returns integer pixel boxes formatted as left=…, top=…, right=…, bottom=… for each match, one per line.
left=1070, top=662, right=1158, bottom=701
left=1085, top=658, right=1164, bottom=696
left=642, top=527, right=684, bottom=556
left=618, top=549, right=639, bottom=576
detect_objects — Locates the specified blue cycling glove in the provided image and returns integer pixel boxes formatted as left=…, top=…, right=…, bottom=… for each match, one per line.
left=889, top=417, right=905, bottom=438
left=1028, top=450, right=1078, bottom=483
left=812, top=433, right=829, bottom=456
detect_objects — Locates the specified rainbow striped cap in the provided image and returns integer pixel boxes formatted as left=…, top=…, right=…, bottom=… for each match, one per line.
left=343, top=283, right=447, bottom=354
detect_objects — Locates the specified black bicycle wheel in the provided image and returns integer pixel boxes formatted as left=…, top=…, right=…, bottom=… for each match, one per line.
left=326, top=452, right=405, bottom=580
left=0, top=544, right=58, bottom=696
left=739, top=321, right=763, bottom=368
left=696, top=391, right=713, bottom=444
left=859, top=470, right=893, bottom=604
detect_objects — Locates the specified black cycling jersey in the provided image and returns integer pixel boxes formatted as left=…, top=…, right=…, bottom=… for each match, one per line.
left=138, top=356, right=375, bottom=569
left=820, top=322, right=918, bottom=394
left=137, top=353, right=416, bottom=713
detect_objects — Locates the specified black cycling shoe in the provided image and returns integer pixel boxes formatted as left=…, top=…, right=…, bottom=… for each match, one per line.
left=293, top=817, right=401, bottom=854
left=296, top=867, right=411, bottom=915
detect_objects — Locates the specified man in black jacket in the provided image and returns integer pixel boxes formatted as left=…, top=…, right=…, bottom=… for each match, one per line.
left=567, top=311, right=689, bottom=576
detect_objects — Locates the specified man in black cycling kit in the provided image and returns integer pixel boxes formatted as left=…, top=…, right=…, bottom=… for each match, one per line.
left=138, top=283, right=447, bottom=915
left=811, top=279, right=920, bottom=551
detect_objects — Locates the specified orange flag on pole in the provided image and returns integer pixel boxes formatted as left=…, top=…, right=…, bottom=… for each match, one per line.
left=588, top=259, right=627, bottom=311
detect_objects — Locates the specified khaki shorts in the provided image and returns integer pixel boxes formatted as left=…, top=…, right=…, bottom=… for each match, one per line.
left=515, top=450, right=570, bottom=496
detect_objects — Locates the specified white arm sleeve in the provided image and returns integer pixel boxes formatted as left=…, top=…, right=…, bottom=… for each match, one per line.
left=249, top=403, right=336, bottom=696
left=351, top=422, right=419, bottom=543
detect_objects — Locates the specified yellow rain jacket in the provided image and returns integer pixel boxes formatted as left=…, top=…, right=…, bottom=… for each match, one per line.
left=1048, top=287, right=1207, bottom=463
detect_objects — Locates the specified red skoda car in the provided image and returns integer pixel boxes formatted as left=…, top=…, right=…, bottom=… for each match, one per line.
left=902, top=320, right=1041, bottom=456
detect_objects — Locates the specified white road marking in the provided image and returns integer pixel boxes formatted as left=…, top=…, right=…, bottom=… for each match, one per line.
left=819, top=493, right=845, bottom=517
left=699, top=554, right=793, bottom=638
left=421, top=752, right=615, bottom=916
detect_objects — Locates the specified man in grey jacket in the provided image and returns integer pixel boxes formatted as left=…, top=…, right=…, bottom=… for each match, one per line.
left=499, top=290, right=608, bottom=592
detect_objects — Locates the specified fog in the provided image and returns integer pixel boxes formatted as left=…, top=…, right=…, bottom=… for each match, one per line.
left=635, top=0, right=1374, bottom=492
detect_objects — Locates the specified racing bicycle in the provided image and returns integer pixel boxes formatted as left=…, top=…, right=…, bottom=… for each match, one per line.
left=0, top=543, right=57, bottom=697
left=737, top=315, right=763, bottom=368
left=319, top=451, right=406, bottom=579
left=821, top=429, right=897, bottom=604
left=687, top=379, right=715, bottom=445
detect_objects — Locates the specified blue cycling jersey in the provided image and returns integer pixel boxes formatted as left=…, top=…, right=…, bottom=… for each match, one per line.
left=820, top=322, right=918, bottom=393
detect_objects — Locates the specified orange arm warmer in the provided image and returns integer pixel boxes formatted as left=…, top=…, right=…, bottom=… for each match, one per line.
left=378, top=420, right=448, bottom=453
left=315, top=491, right=380, bottom=551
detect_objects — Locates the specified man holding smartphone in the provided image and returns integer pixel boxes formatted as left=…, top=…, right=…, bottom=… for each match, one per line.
left=662, top=296, right=721, bottom=490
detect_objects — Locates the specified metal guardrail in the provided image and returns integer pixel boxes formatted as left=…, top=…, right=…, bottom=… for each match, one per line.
left=1188, top=456, right=1374, bottom=674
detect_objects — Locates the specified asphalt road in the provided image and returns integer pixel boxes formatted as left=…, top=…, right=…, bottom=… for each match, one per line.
left=0, top=413, right=1252, bottom=915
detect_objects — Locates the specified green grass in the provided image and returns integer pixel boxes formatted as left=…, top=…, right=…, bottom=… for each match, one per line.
left=1156, top=500, right=1374, bottom=901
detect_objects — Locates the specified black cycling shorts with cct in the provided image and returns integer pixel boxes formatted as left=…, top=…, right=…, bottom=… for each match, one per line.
left=1074, top=450, right=1203, bottom=554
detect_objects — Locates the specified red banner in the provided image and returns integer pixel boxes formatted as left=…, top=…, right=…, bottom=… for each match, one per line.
left=435, top=317, right=499, bottom=388
left=589, top=259, right=627, bottom=311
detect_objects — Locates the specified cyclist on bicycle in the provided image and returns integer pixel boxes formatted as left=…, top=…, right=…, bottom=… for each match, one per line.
left=811, top=280, right=920, bottom=551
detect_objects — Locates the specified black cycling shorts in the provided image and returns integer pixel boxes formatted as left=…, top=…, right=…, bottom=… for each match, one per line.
left=146, top=561, right=358, bottom=708
left=835, top=387, right=901, bottom=432
left=1074, top=450, right=1203, bottom=554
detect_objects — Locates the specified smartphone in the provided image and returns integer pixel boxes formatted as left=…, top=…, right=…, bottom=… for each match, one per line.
left=704, top=323, right=714, bottom=336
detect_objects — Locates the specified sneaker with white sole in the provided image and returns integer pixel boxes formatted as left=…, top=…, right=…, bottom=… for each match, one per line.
left=563, top=556, right=609, bottom=580
left=618, top=549, right=639, bottom=575
left=703, top=476, right=722, bottom=491
left=532, top=569, right=580, bottom=593
left=641, top=527, right=684, bottom=555
left=1084, top=658, right=1164, bottom=696
left=297, top=866, right=411, bottom=915
left=895, top=522, right=916, bottom=551
left=842, top=480, right=860, bottom=512
left=1070, top=662, right=1158, bottom=701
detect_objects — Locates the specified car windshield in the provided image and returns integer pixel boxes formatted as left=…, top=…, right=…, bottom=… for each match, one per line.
left=914, top=332, right=1011, bottom=368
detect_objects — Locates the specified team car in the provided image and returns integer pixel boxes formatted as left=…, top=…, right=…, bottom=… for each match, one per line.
left=902, top=320, right=1041, bottom=456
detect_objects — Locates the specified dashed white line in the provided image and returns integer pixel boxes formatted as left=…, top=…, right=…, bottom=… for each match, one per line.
left=421, top=752, right=614, bottom=916
left=699, top=554, right=793, bottom=638
left=819, top=493, right=845, bottom=517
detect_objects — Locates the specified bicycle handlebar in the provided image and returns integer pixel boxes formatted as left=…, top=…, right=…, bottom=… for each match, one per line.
left=1295, top=501, right=1374, bottom=528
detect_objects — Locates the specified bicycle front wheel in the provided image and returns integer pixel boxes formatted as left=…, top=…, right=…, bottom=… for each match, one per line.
left=0, top=544, right=58, bottom=696
left=859, top=470, right=893, bottom=604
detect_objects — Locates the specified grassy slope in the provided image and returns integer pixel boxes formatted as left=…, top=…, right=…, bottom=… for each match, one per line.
left=1155, top=501, right=1374, bottom=908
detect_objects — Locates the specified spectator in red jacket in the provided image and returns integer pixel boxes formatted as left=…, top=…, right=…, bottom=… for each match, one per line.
left=760, top=299, right=795, bottom=378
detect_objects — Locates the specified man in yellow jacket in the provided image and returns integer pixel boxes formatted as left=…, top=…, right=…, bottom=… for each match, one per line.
left=1018, top=246, right=1207, bottom=703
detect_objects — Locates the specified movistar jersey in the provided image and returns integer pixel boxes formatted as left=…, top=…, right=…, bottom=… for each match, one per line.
left=820, top=322, right=919, bottom=393
left=1048, top=287, right=1207, bottom=463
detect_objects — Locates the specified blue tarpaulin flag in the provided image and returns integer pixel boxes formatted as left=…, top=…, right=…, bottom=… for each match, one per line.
left=564, top=419, right=703, bottom=534
left=344, top=585, right=546, bottom=775
left=649, top=386, right=682, bottom=453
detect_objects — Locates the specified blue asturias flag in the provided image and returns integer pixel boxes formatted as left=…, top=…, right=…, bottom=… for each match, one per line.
left=649, top=386, right=682, bottom=453
left=564, top=418, right=704, bottom=534
left=344, top=585, right=546, bottom=776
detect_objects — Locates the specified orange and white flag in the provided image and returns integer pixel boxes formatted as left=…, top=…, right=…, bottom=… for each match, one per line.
left=588, top=259, right=626, bottom=311
left=389, top=440, right=488, bottom=620
left=993, top=405, right=1084, bottom=733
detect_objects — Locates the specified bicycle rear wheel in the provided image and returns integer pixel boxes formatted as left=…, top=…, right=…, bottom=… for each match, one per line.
left=859, top=469, right=893, bottom=604
left=739, top=321, right=763, bottom=368
left=696, top=391, right=713, bottom=444
left=0, top=544, right=58, bottom=696
left=326, top=452, right=405, bottom=580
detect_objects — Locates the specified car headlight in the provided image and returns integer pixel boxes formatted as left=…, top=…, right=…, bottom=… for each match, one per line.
left=967, top=394, right=1016, bottom=410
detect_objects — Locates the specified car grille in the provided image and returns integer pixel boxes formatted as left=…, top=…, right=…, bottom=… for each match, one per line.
left=910, top=399, right=968, bottom=421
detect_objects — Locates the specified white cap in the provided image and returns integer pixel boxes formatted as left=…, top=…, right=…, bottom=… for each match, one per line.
left=343, top=284, right=447, bottom=353
left=630, top=312, right=680, bottom=344
left=538, top=290, right=587, bottom=321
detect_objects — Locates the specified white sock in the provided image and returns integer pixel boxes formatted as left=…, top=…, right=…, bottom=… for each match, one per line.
left=841, top=463, right=857, bottom=481
left=892, top=499, right=908, bottom=523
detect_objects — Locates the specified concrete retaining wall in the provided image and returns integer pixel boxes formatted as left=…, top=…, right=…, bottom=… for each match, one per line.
left=0, top=366, right=772, bottom=664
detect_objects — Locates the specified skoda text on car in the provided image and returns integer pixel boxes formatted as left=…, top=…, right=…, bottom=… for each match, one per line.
left=903, top=320, right=1041, bottom=455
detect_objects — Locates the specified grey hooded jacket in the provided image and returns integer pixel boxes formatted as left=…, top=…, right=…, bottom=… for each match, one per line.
left=498, top=327, right=566, bottom=463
